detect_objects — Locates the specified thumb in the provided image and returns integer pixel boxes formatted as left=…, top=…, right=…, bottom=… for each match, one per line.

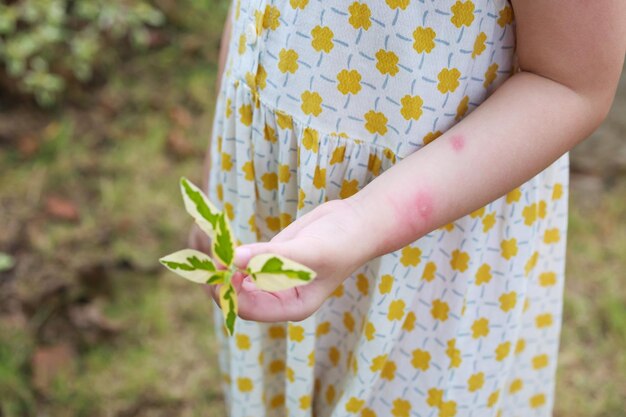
left=233, top=242, right=273, bottom=270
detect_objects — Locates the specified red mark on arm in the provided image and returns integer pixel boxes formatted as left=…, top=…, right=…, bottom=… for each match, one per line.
left=450, top=134, right=465, bottom=152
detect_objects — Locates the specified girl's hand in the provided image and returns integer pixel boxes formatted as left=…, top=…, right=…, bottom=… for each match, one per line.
left=207, top=198, right=375, bottom=322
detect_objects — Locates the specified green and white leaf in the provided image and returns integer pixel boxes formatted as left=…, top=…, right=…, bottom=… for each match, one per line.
left=159, top=249, right=226, bottom=284
left=180, top=176, right=222, bottom=241
left=246, top=253, right=317, bottom=292
left=219, top=280, right=238, bottom=336
left=211, top=211, right=236, bottom=268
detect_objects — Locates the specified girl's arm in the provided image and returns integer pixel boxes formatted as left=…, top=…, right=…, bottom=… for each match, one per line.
left=218, top=0, right=625, bottom=322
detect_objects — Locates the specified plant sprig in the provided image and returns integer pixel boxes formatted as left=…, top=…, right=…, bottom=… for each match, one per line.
left=159, top=177, right=317, bottom=336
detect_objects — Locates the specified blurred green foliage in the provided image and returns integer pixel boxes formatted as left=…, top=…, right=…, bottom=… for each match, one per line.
left=0, top=0, right=164, bottom=106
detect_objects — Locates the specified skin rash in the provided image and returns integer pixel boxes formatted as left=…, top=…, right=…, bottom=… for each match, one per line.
left=450, top=134, right=465, bottom=153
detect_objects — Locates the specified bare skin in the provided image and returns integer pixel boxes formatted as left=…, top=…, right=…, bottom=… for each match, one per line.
left=194, top=1, right=626, bottom=322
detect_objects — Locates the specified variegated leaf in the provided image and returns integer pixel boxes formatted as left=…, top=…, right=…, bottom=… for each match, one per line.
left=246, top=253, right=317, bottom=292
left=180, top=177, right=222, bottom=241
left=219, top=279, right=238, bottom=336
left=159, top=249, right=226, bottom=284
left=211, top=211, right=236, bottom=267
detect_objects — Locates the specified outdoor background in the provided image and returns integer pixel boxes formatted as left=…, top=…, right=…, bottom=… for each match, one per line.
left=0, top=1, right=624, bottom=416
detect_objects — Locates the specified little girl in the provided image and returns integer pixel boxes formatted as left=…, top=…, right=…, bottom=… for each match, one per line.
left=189, top=1, right=625, bottom=416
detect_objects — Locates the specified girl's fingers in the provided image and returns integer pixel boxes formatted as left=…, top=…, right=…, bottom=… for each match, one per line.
left=269, top=200, right=341, bottom=243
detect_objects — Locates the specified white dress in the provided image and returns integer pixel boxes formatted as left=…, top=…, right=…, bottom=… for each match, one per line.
left=207, top=1, right=569, bottom=416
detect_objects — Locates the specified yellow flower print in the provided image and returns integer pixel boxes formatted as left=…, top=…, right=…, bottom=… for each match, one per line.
left=237, top=377, right=253, bottom=392
left=289, top=323, right=305, bottom=341
left=522, top=203, right=538, bottom=225
left=470, top=207, right=485, bottom=218
left=278, top=164, right=291, bottom=183
left=388, top=299, right=406, bottom=321
left=539, top=272, right=557, bottom=287
left=362, top=408, right=377, bottom=417
left=238, top=33, right=246, bottom=55
left=468, top=372, right=484, bottom=392
left=515, top=338, right=526, bottom=354
left=264, top=123, right=277, bottom=143
left=276, top=110, right=293, bottom=130
left=450, top=249, right=470, bottom=271
left=345, top=396, right=364, bottom=412
left=456, top=95, right=469, bottom=121
left=269, top=359, right=285, bottom=373
left=400, top=245, right=422, bottom=267
left=543, top=228, right=560, bottom=243
left=538, top=200, right=547, bottom=218
left=311, top=25, right=334, bottom=53
left=316, top=321, right=330, bottom=337
left=266, top=216, right=280, bottom=231
left=290, top=0, right=308, bottom=9
left=487, top=390, right=500, bottom=407
left=471, top=317, right=489, bottom=338
left=299, top=394, right=311, bottom=409
left=348, top=2, right=372, bottom=30
left=381, top=360, right=396, bottom=380
left=330, top=145, right=347, bottom=164
left=278, top=48, right=299, bottom=73
left=375, top=49, right=400, bottom=76
left=440, top=401, right=457, bottom=417
left=422, top=261, right=437, bottom=282
left=224, top=202, right=235, bottom=220
left=367, top=153, right=382, bottom=176
left=268, top=325, right=286, bottom=338
left=326, top=384, right=335, bottom=404
left=482, top=212, right=496, bottom=232
left=248, top=214, right=257, bottom=234
left=411, top=349, right=431, bottom=371
left=261, top=172, right=278, bottom=190
left=552, top=183, right=563, bottom=200
left=472, top=32, right=486, bottom=58
left=530, top=394, right=546, bottom=408
left=509, top=378, right=523, bottom=394
left=270, top=393, right=285, bottom=408
left=450, top=0, right=475, bottom=28
left=313, top=165, right=326, bottom=189
left=302, top=127, right=319, bottom=153
left=242, top=160, right=255, bottom=181
left=340, top=179, right=359, bottom=199
left=532, top=354, right=548, bottom=369
left=370, top=354, right=388, bottom=372
left=225, top=99, right=232, bottom=118
left=402, top=311, right=416, bottom=331
left=499, top=291, right=517, bottom=312
left=236, top=333, right=251, bottom=350
left=484, top=63, right=499, bottom=88
left=344, top=311, right=355, bottom=332
left=379, top=274, right=393, bottom=294
left=239, top=104, right=253, bottom=126
left=506, top=187, right=521, bottom=203
left=328, top=346, right=340, bottom=366
left=298, top=188, right=306, bottom=210
left=280, top=212, right=293, bottom=229
left=437, top=67, right=461, bottom=93
left=391, top=398, right=411, bottom=417
left=524, top=251, right=539, bottom=276
left=221, top=152, right=233, bottom=171
left=256, top=64, right=267, bottom=89
left=500, top=238, right=518, bottom=260
left=364, top=321, right=375, bottom=340
left=386, top=0, right=410, bottom=10
left=356, top=274, right=369, bottom=296
left=383, top=147, right=396, bottom=163
left=535, top=313, right=553, bottom=328
left=364, top=110, right=388, bottom=135
left=427, top=388, right=444, bottom=408
left=412, top=26, right=436, bottom=54
left=431, top=299, right=450, bottom=321
left=331, top=283, right=344, bottom=297
left=400, top=95, right=423, bottom=121
left=497, top=5, right=514, bottom=27
left=495, top=341, right=511, bottom=361
left=446, top=339, right=462, bottom=368
left=423, top=130, right=443, bottom=145
left=301, top=90, right=323, bottom=116
left=262, top=5, right=280, bottom=30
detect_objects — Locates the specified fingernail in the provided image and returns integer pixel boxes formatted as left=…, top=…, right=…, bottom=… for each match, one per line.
left=234, top=246, right=251, bottom=267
